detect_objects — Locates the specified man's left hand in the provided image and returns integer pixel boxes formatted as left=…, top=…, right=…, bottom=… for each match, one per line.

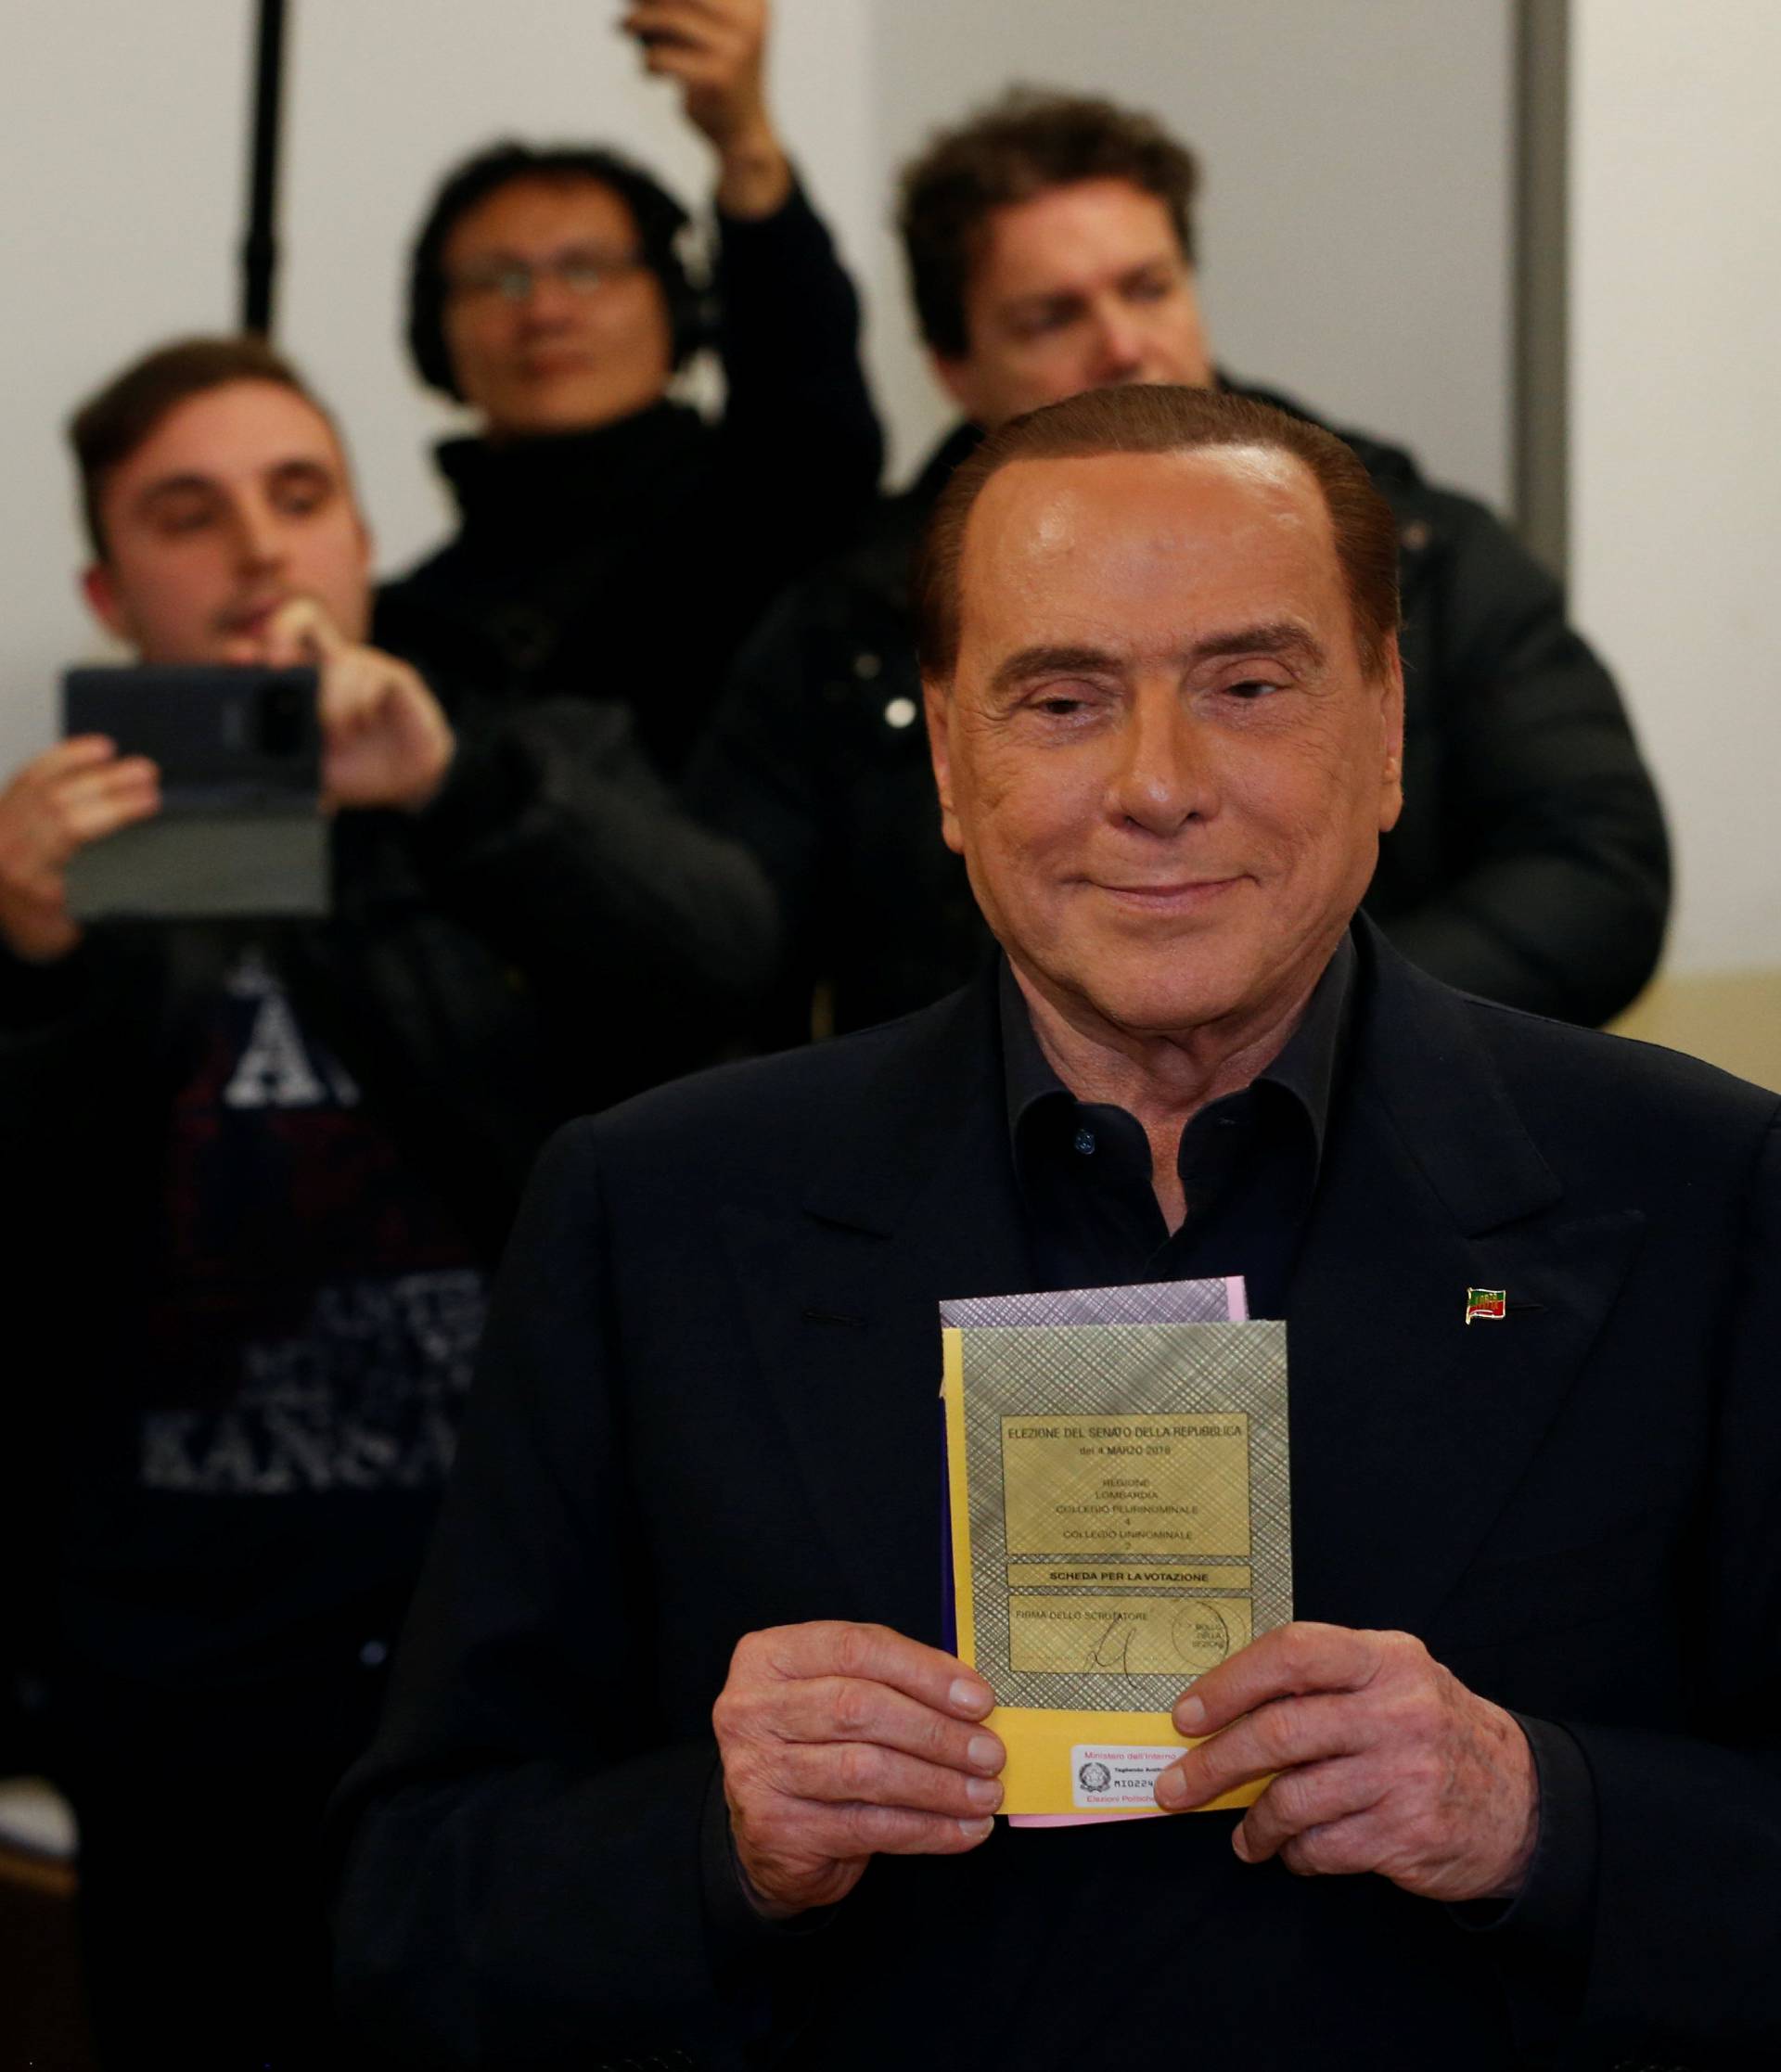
left=226, top=599, right=455, bottom=815
left=621, top=1, right=791, bottom=217
left=1154, top=1622, right=1539, bottom=1905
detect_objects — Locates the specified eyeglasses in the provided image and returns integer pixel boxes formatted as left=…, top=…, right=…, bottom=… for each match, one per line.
left=446, top=248, right=647, bottom=303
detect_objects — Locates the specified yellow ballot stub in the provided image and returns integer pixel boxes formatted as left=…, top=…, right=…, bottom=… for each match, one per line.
left=1072, top=1743, right=1211, bottom=1811
left=941, top=1316, right=1290, bottom=1818
left=982, top=1706, right=1268, bottom=1818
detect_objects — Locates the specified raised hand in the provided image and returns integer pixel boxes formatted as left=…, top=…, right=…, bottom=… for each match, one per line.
left=712, top=1619, right=1004, bottom=1916
left=621, top=0, right=791, bottom=216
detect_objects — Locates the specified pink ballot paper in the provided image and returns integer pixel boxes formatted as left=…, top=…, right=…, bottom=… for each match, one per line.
left=938, top=1277, right=1293, bottom=1824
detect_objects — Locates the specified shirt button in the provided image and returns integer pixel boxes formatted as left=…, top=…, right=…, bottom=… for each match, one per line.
left=1073, top=1126, right=1096, bottom=1157
left=853, top=651, right=883, bottom=680
left=883, top=695, right=918, bottom=730
left=358, top=1639, right=389, bottom=1669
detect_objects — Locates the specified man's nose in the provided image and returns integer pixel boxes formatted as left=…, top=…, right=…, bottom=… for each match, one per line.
left=516, top=267, right=578, bottom=327
left=1090, top=300, right=1147, bottom=382
left=228, top=499, right=286, bottom=573
left=1107, top=685, right=1215, bottom=835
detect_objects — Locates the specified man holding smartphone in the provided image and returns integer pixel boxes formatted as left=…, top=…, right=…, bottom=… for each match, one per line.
left=5, top=398, right=455, bottom=960
left=0, top=334, right=775, bottom=2068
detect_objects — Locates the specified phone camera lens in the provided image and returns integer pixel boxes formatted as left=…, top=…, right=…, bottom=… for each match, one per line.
left=256, top=676, right=309, bottom=759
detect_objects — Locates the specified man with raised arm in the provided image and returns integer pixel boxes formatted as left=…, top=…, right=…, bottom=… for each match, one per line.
left=379, top=0, right=882, bottom=774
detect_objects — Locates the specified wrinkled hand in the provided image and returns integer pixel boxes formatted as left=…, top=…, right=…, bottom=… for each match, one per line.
left=1155, top=1622, right=1539, bottom=1904
left=712, top=1620, right=1003, bottom=1917
left=0, top=736, right=160, bottom=963
left=621, top=0, right=789, bottom=214
left=227, top=599, right=454, bottom=814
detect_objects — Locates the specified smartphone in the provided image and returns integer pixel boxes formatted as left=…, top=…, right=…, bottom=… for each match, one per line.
left=60, top=664, right=330, bottom=921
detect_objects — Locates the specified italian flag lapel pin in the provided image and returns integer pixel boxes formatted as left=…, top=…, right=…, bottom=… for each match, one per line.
left=1465, top=1287, right=1508, bottom=1324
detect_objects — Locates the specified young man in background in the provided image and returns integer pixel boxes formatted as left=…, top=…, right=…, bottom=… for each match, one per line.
left=0, top=335, right=774, bottom=2067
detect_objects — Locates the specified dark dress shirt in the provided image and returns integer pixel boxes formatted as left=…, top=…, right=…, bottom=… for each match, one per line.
left=1002, top=936, right=1354, bottom=1317
left=997, top=931, right=1594, bottom=1989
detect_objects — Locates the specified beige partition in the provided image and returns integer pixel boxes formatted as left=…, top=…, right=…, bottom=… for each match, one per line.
left=1609, top=971, right=1781, bottom=1095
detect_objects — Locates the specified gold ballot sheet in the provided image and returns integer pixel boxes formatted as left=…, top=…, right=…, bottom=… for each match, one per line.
left=941, top=1319, right=1290, bottom=1817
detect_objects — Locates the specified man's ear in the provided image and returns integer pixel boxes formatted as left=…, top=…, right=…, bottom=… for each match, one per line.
left=924, top=675, right=966, bottom=855
left=81, top=562, right=133, bottom=645
left=1377, top=637, right=1405, bottom=835
left=929, top=351, right=981, bottom=423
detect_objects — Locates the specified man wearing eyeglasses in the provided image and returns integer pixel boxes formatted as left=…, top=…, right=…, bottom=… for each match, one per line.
left=377, top=0, right=882, bottom=775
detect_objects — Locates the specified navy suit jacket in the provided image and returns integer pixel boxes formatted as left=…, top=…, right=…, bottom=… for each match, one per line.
left=332, top=924, right=1781, bottom=2069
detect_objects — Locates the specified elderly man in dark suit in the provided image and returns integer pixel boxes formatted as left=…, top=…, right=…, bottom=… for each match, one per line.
left=331, top=386, right=1781, bottom=2070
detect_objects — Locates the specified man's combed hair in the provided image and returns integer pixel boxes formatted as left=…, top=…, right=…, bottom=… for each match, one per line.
left=914, top=385, right=1402, bottom=683
left=898, top=87, right=1201, bottom=360
left=69, top=335, right=318, bottom=561
left=405, top=140, right=707, bottom=398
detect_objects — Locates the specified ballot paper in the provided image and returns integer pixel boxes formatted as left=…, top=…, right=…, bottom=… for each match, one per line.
left=939, top=1280, right=1290, bottom=1819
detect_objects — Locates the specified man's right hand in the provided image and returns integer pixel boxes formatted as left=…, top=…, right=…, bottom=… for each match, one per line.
left=712, top=1620, right=1004, bottom=1916
left=0, top=737, right=160, bottom=964
left=621, top=0, right=791, bottom=218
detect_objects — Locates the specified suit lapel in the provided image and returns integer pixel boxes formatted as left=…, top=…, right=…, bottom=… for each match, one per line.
left=1288, top=932, right=1646, bottom=1633
left=724, top=934, right=1648, bottom=1647
left=723, top=980, right=1033, bottom=1633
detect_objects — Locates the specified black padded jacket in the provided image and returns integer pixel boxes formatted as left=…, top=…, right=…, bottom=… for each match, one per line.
left=689, top=385, right=1671, bottom=1040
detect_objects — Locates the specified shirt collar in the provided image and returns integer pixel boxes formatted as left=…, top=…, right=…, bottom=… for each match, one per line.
left=999, top=931, right=1356, bottom=1176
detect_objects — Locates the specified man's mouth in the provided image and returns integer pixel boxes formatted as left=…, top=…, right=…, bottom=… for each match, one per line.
left=520, top=349, right=596, bottom=378
left=216, top=595, right=288, bottom=638
left=1094, top=876, right=1246, bottom=912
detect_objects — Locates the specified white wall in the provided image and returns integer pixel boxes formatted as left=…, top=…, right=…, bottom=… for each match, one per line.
left=0, top=0, right=250, bottom=775
left=1570, top=0, right=1781, bottom=974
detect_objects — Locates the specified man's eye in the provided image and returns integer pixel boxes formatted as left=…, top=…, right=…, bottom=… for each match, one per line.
left=1125, top=274, right=1173, bottom=303
left=273, top=473, right=335, bottom=518
left=1030, top=685, right=1098, bottom=718
left=1011, top=306, right=1076, bottom=340
left=453, top=261, right=528, bottom=300
left=153, top=503, right=216, bottom=535
left=1224, top=678, right=1280, bottom=701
